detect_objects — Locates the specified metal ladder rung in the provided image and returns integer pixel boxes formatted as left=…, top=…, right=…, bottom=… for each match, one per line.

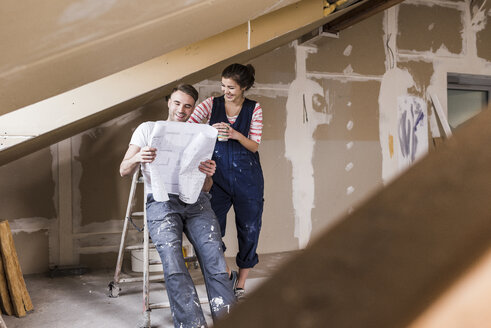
left=150, top=297, right=209, bottom=309
left=119, top=274, right=165, bottom=284
left=126, top=244, right=156, bottom=251
left=131, top=212, right=144, bottom=217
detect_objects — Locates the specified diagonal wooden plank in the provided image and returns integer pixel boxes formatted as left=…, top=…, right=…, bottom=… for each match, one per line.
left=0, top=221, right=33, bottom=317
left=5, top=224, right=33, bottom=312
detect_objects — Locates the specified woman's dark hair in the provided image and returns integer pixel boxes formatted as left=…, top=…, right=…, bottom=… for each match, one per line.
left=170, top=84, right=199, bottom=102
left=221, top=63, right=255, bottom=90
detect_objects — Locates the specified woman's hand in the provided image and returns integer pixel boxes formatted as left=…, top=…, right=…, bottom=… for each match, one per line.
left=226, top=125, right=242, bottom=140
left=212, top=122, right=243, bottom=141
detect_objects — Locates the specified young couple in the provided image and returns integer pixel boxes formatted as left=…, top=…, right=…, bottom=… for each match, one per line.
left=120, top=63, right=264, bottom=328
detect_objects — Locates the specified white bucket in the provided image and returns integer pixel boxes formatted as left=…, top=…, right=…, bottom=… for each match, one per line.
left=131, top=248, right=163, bottom=273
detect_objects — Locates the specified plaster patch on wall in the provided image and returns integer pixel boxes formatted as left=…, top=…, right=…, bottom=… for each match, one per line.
left=285, top=42, right=332, bottom=249
left=343, top=65, right=354, bottom=74
left=346, top=120, right=354, bottom=130
left=343, top=45, right=353, bottom=56
left=345, top=162, right=354, bottom=172
left=74, top=219, right=125, bottom=234
left=9, top=217, right=52, bottom=234
left=248, top=83, right=290, bottom=98
left=470, top=0, right=488, bottom=32
left=379, top=68, right=416, bottom=184
left=346, top=186, right=355, bottom=195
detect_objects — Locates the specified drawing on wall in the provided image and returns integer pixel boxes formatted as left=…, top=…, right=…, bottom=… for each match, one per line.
left=397, top=96, right=428, bottom=170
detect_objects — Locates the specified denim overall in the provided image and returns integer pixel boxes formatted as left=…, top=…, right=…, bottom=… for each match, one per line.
left=209, top=96, right=264, bottom=268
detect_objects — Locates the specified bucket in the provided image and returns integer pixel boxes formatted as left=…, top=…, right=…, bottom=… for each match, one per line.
left=131, top=248, right=162, bottom=273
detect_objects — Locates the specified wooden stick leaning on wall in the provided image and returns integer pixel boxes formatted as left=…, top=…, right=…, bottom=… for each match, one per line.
left=0, top=221, right=33, bottom=317
left=0, top=253, right=13, bottom=316
left=429, top=92, right=453, bottom=148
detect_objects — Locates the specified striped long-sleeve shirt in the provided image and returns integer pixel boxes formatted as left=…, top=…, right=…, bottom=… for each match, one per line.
left=188, top=97, right=263, bottom=144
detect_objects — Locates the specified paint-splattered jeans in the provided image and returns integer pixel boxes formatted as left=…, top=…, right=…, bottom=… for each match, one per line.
left=146, top=192, right=235, bottom=328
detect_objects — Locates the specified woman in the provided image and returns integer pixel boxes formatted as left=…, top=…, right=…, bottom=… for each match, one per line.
left=188, top=63, right=264, bottom=299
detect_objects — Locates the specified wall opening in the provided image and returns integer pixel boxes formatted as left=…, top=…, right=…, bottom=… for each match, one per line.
left=447, top=73, right=491, bottom=130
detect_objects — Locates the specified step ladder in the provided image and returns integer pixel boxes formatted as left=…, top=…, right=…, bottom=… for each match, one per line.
left=108, top=169, right=201, bottom=327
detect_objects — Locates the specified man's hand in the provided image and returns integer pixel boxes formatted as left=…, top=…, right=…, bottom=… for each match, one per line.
left=120, top=145, right=156, bottom=177
left=199, top=159, right=216, bottom=177
left=137, top=146, right=157, bottom=163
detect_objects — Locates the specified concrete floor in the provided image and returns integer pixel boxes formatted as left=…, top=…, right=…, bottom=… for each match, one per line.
left=3, top=252, right=297, bottom=328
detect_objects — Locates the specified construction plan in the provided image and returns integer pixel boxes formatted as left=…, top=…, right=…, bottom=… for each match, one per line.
left=148, top=121, right=217, bottom=204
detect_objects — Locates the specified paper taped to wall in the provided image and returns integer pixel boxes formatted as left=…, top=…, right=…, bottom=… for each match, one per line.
left=148, top=121, right=217, bottom=204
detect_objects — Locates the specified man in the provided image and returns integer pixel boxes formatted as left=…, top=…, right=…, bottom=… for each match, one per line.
left=120, top=84, right=236, bottom=328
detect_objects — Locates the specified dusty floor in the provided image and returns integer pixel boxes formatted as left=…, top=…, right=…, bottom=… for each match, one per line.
left=3, top=252, right=297, bottom=328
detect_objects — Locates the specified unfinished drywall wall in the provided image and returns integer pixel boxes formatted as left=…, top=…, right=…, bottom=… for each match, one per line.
left=3, top=0, right=491, bottom=272
left=0, top=148, right=55, bottom=273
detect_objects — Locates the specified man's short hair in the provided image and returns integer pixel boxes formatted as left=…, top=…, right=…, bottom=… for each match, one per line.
left=169, top=84, right=199, bottom=103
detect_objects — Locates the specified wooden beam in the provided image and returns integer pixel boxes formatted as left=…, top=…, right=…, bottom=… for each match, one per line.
left=324, top=0, right=405, bottom=32
left=214, top=105, right=491, bottom=327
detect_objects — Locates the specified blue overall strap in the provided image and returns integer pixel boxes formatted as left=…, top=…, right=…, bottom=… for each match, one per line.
left=209, top=96, right=256, bottom=135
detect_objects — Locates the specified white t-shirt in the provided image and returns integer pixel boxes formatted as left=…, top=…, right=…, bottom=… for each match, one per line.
left=129, top=122, right=157, bottom=196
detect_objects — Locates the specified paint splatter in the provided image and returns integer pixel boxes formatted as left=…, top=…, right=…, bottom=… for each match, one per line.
left=346, top=121, right=354, bottom=131
left=346, top=141, right=354, bottom=150
left=210, top=296, right=230, bottom=314
left=346, top=186, right=355, bottom=195
left=398, top=96, right=426, bottom=163
left=345, top=162, right=354, bottom=172
left=389, top=134, right=394, bottom=158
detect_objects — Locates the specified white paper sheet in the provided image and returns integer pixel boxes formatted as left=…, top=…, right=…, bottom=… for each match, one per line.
left=148, top=121, right=217, bottom=204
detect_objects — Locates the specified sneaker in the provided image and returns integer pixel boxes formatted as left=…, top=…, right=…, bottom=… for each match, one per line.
left=234, top=287, right=245, bottom=300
